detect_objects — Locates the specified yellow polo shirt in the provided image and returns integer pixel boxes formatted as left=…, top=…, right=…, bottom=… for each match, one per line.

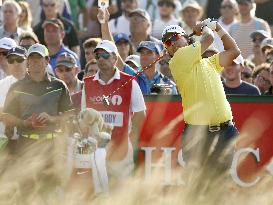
left=169, top=42, right=232, bottom=125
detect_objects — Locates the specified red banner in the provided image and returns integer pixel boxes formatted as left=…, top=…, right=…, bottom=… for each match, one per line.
left=139, top=96, right=273, bottom=179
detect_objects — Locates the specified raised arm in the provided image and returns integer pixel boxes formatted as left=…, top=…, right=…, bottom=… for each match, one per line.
left=97, top=8, right=125, bottom=70
left=216, top=23, right=240, bottom=67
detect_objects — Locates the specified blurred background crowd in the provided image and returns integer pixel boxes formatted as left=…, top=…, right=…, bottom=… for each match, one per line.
left=0, top=0, right=273, bottom=96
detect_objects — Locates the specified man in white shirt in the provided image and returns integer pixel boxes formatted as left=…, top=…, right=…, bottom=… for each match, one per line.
left=152, top=0, right=179, bottom=40
left=0, top=46, right=27, bottom=137
left=0, top=37, right=17, bottom=80
left=0, top=1, right=24, bottom=42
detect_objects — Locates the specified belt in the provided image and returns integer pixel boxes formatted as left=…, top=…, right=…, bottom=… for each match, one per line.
left=22, top=133, right=58, bottom=140
left=185, top=120, right=234, bottom=133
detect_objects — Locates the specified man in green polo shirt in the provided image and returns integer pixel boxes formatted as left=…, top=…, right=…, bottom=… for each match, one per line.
left=2, top=43, right=73, bottom=146
left=161, top=21, right=240, bottom=170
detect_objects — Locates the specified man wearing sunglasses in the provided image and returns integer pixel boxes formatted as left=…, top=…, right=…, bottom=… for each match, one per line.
left=83, top=40, right=146, bottom=181
left=0, top=37, right=17, bottom=80
left=161, top=21, right=240, bottom=172
left=0, top=46, right=27, bottom=142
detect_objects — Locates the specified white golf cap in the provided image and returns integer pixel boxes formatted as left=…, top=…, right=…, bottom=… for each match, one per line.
left=162, top=25, right=186, bottom=39
left=94, top=40, right=118, bottom=55
left=125, top=55, right=140, bottom=68
left=0, top=37, right=17, bottom=50
left=27, top=43, right=49, bottom=57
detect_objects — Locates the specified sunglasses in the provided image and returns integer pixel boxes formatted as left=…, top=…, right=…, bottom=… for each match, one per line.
left=56, top=67, right=73, bottom=73
left=163, top=34, right=181, bottom=47
left=7, top=58, right=25, bottom=64
left=159, top=59, right=170, bottom=65
left=220, top=5, right=233, bottom=9
left=43, top=3, right=56, bottom=7
left=95, top=53, right=111, bottom=60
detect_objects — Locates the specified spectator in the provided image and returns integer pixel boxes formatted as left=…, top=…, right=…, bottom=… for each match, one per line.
left=0, top=46, right=27, bottom=138
left=125, top=54, right=141, bottom=71
left=180, top=0, right=203, bottom=42
left=43, top=18, right=80, bottom=71
left=152, top=0, right=179, bottom=40
left=18, top=1, right=32, bottom=32
left=83, top=38, right=102, bottom=63
left=252, top=63, right=271, bottom=94
left=137, top=41, right=178, bottom=95
left=241, top=59, right=255, bottom=83
left=114, top=33, right=134, bottom=61
left=55, top=52, right=83, bottom=95
left=213, top=0, right=238, bottom=51
left=109, top=0, right=138, bottom=36
left=40, top=0, right=72, bottom=22
left=18, top=31, right=55, bottom=76
left=0, top=0, right=24, bottom=42
left=229, top=0, right=271, bottom=58
left=128, top=8, right=162, bottom=51
left=139, top=0, right=182, bottom=22
left=223, top=55, right=260, bottom=95
left=84, top=59, right=99, bottom=77
left=18, top=31, right=39, bottom=50
left=0, top=37, right=17, bottom=80
left=33, top=0, right=80, bottom=57
left=247, top=30, right=270, bottom=66
left=83, top=39, right=146, bottom=180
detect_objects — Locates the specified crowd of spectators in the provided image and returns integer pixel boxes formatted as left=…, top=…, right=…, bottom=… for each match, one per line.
left=0, top=0, right=272, bottom=97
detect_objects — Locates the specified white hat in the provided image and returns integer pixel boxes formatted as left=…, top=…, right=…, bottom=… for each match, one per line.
left=125, top=55, right=140, bottom=68
left=162, top=25, right=186, bottom=39
left=94, top=40, right=118, bottom=55
left=250, top=30, right=270, bottom=39
left=233, top=55, right=244, bottom=65
left=181, top=0, right=202, bottom=12
left=27, top=43, right=49, bottom=57
left=129, top=9, right=151, bottom=24
left=0, top=37, right=17, bottom=50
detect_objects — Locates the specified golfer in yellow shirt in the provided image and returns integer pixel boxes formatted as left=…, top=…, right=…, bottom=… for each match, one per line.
left=161, top=21, right=240, bottom=169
